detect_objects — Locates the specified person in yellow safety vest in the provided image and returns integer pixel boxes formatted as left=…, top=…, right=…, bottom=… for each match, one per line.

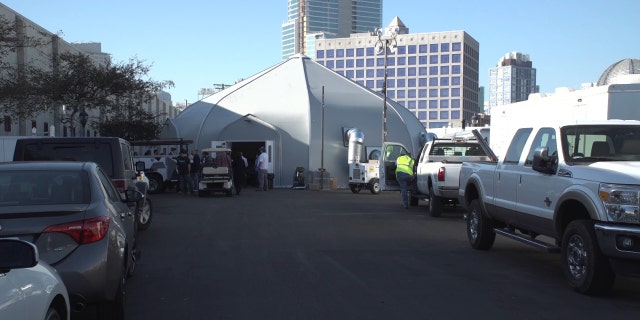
left=395, top=152, right=415, bottom=209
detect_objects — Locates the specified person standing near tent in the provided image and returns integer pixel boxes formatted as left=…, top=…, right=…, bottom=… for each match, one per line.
left=190, top=149, right=201, bottom=192
left=176, top=149, right=193, bottom=195
left=232, top=151, right=247, bottom=195
left=395, top=152, right=415, bottom=209
left=256, top=146, right=269, bottom=191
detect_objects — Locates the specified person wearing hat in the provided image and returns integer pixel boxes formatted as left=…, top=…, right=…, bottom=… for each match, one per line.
left=176, top=149, right=193, bottom=195
left=395, top=151, right=415, bottom=209
left=256, top=146, right=269, bottom=191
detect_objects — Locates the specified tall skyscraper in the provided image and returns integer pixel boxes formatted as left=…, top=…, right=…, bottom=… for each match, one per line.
left=314, top=17, right=480, bottom=129
left=282, top=0, right=382, bottom=60
left=488, top=52, right=539, bottom=112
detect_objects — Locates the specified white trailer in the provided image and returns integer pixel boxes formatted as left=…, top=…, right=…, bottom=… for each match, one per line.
left=489, top=82, right=640, bottom=159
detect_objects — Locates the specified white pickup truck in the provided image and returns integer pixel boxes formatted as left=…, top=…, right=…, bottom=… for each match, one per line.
left=458, top=120, right=640, bottom=295
left=410, top=137, right=491, bottom=217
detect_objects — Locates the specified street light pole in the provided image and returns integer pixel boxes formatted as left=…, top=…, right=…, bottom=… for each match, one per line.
left=373, top=27, right=398, bottom=145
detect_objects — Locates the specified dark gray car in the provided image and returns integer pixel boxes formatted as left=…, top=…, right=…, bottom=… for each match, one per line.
left=0, top=161, right=140, bottom=320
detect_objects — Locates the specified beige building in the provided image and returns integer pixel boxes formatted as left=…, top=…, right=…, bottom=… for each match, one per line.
left=0, top=3, right=177, bottom=137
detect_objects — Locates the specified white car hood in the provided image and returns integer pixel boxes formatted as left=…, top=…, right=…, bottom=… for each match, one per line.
left=569, top=161, right=640, bottom=184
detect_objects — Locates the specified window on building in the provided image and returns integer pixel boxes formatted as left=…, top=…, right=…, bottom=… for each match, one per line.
left=336, top=60, right=344, bottom=68
left=419, top=67, right=427, bottom=75
left=441, top=43, right=450, bottom=52
left=387, top=57, right=395, bottom=66
left=430, top=55, right=438, bottom=64
left=366, top=69, right=374, bottom=77
left=408, top=79, right=416, bottom=87
left=408, top=45, right=417, bottom=54
left=397, top=79, right=406, bottom=88
left=346, top=70, right=354, bottom=78
left=452, top=99, right=460, bottom=108
left=440, top=66, right=449, bottom=74
left=452, top=53, right=461, bottom=63
left=441, top=100, right=449, bottom=108
left=418, top=100, right=427, bottom=108
left=376, top=69, right=384, bottom=77
left=327, top=60, right=334, bottom=68
left=336, top=49, right=344, bottom=57
left=397, top=46, right=406, bottom=54
left=376, top=79, right=384, bottom=89
left=440, top=111, right=449, bottom=119
left=397, top=68, right=405, bottom=76
left=452, top=65, right=461, bottom=74
left=419, top=89, right=427, bottom=97
left=408, top=90, right=416, bottom=98
left=419, top=44, right=428, bottom=53
left=419, top=56, right=428, bottom=65
left=441, top=55, right=450, bottom=63
left=452, top=76, right=461, bottom=85
left=327, top=50, right=334, bottom=58
left=429, top=111, right=438, bottom=119
left=388, top=68, right=395, bottom=77
left=43, top=122, right=49, bottom=136
left=452, top=88, right=461, bottom=97
left=429, top=77, right=438, bottom=86
left=366, top=47, right=374, bottom=56
left=387, top=90, right=395, bottom=99
left=452, top=42, right=461, bottom=51
left=346, top=48, right=354, bottom=57
left=429, top=89, right=438, bottom=97
left=440, top=77, right=449, bottom=86
left=366, top=58, right=374, bottom=67
left=430, top=44, right=438, bottom=53
left=408, top=56, right=416, bottom=65
left=451, top=110, right=460, bottom=119
left=440, top=88, right=449, bottom=97
left=419, top=78, right=428, bottom=86
left=429, top=66, right=438, bottom=75
left=356, top=70, right=364, bottom=78
left=366, top=80, right=374, bottom=88
left=317, top=50, right=325, bottom=58
left=397, top=57, right=406, bottom=65
left=408, top=100, right=416, bottom=109
left=377, top=57, right=384, bottom=66
left=356, top=59, right=364, bottom=67
left=429, top=100, right=438, bottom=108
left=396, top=89, right=405, bottom=98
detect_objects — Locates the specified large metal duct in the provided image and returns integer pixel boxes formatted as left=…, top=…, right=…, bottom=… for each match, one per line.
left=346, top=128, right=364, bottom=164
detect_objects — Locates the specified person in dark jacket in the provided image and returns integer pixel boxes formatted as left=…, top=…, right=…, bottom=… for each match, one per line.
left=176, top=149, right=192, bottom=195
left=191, top=149, right=201, bottom=192
left=232, top=151, right=247, bottom=195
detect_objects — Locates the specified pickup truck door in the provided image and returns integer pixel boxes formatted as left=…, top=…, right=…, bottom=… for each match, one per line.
left=514, top=127, right=565, bottom=235
left=492, top=128, right=532, bottom=223
left=416, top=142, right=431, bottom=192
left=379, top=142, right=410, bottom=191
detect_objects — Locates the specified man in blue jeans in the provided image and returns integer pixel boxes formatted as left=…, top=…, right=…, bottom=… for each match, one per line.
left=395, top=152, right=415, bottom=209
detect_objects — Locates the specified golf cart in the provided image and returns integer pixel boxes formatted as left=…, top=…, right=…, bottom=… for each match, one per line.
left=199, top=147, right=234, bottom=197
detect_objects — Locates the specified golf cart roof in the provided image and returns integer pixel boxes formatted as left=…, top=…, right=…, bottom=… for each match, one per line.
left=202, top=147, right=232, bottom=153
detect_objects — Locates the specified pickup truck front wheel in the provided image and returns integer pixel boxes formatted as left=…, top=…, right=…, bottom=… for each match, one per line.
left=561, top=220, right=615, bottom=295
left=466, top=199, right=495, bottom=250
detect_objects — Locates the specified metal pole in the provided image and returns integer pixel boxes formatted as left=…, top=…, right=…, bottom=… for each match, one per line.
left=321, top=86, right=325, bottom=190
left=382, top=41, right=388, bottom=145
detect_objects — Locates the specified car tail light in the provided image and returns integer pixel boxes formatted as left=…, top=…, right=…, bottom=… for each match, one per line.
left=437, top=167, right=445, bottom=181
left=36, top=217, right=110, bottom=264
left=43, top=217, right=110, bottom=245
left=113, top=179, right=126, bottom=193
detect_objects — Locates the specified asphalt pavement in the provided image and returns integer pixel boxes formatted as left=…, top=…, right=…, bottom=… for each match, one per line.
left=102, top=187, right=640, bottom=319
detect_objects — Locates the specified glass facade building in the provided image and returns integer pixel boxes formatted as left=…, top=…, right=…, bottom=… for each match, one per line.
left=488, top=52, right=538, bottom=113
left=314, top=18, right=480, bottom=129
left=282, top=0, right=382, bottom=60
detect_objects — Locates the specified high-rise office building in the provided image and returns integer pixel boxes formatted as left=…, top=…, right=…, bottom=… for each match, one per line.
left=488, top=52, right=539, bottom=113
left=314, top=17, right=480, bottom=129
left=281, top=0, right=382, bottom=60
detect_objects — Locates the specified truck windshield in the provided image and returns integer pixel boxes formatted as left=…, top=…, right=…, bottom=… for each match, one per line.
left=561, top=125, right=640, bottom=163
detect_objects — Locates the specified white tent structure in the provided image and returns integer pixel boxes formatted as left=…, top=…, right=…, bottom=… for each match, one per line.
left=161, top=54, right=426, bottom=188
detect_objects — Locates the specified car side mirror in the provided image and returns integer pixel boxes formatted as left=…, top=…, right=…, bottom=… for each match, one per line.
left=532, top=147, right=556, bottom=174
left=0, top=239, right=38, bottom=273
left=124, top=189, right=143, bottom=203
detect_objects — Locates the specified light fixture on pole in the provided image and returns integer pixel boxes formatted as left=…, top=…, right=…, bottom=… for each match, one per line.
left=373, top=26, right=398, bottom=144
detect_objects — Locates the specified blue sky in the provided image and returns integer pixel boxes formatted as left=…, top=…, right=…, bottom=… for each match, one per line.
left=3, top=0, right=639, bottom=106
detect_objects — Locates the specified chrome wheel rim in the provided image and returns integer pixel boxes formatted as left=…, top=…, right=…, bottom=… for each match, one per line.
left=566, top=234, right=587, bottom=280
left=468, top=208, right=479, bottom=241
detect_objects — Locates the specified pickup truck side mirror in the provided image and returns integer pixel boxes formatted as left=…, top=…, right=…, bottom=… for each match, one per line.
left=532, top=147, right=556, bottom=175
left=135, top=161, right=146, bottom=172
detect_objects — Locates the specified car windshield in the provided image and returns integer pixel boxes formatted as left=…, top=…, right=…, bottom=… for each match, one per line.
left=0, top=170, right=89, bottom=206
left=561, top=125, right=640, bottom=163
